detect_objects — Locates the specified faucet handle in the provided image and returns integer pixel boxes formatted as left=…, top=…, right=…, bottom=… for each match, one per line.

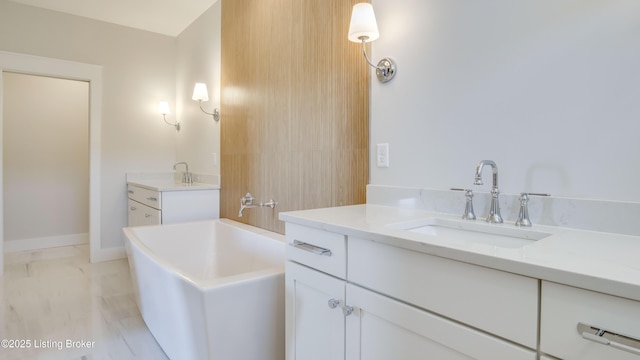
left=241, top=193, right=254, bottom=205
left=451, top=188, right=476, bottom=220
left=515, top=192, right=550, bottom=227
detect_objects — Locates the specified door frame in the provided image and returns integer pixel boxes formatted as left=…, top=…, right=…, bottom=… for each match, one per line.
left=0, top=51, right=102, bottom=275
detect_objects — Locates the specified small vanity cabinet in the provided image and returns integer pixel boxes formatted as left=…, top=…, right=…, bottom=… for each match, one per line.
left=285, top=223, right=538, bottom=360
left=127, top=184, right=219, bottom=226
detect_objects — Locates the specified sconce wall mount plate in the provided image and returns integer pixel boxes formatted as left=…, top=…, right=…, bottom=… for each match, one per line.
left=376, top=58, right=396, bottom=83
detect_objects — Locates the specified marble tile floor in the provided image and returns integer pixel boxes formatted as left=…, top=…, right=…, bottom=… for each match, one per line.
left=0, top=245, right=168, bottom=360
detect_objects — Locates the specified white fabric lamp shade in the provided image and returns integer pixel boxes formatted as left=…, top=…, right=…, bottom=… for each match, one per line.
left=158, top=101, right=170, bottom=115
left=348, top=3, right=380, bottom=43
left=192, top=83, right=209, bottom=102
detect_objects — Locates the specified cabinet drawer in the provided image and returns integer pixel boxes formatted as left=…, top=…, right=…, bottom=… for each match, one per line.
left=541, top=281, right=640, bottom=360
left=128, top=199, right=161, bottom=226
left=348, top=237, right=539, bottom=349
left=127, top=184, right=161, bottom=209
left=285, top=224, right=346, bottom=279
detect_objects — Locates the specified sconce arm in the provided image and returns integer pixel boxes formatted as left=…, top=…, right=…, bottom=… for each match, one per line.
left=360, top=39, right=381, bottom=69
left=359, top=39, right=397, bottom=83
left=163, top=114, right=180, bottom=131
left=198, top=100, right=220, bottom=121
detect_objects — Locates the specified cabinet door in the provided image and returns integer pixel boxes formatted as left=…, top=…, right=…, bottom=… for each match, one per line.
left=345, top=284, right=536, bottom=360
left=286, top=262, right=346, bottom=360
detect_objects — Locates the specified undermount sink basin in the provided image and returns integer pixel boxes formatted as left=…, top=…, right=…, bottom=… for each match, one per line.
left=388, top=217, right=551, bottom=249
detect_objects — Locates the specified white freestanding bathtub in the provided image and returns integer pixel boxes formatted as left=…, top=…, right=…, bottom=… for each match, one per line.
left=123, top=219, right=285, bottom=360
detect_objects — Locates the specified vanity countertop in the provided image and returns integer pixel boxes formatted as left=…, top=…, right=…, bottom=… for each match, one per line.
left=279, top=204, right=640, bottom=302
left=127, top=180, right=220, bottom=192
left=126, top=172, right=220, bottom=192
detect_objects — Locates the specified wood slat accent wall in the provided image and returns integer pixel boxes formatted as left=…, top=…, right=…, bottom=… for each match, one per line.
left=221, top=0, right=369, bottom=234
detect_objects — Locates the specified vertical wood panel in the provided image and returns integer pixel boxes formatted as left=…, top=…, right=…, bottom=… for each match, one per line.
left=221, top=0, right=369, bottom=234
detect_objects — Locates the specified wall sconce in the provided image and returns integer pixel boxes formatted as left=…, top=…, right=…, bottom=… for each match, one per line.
left=348, top=3, right=396, bottom=83
left=192, top=83, right=220, bottom=121
left=159, top=101, right=180, bottom=131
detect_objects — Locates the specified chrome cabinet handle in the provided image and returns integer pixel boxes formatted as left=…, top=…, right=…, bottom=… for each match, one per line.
left=328, top=299, right=340, bottom=309
left=342, top=305, right=354, bottom=317
left=578, top=322, right=640, bottom=355
left=145, top=213, right=151, bottom=218
left=290, top=240, right=332, bottom=256
left=130, top=206, right=136, bottom=211
left=128, top=190, right=134, bottom=194
left=146, top=197, right=158, bottom=202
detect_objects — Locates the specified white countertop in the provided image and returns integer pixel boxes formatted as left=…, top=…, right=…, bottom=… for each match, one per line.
left=126, top=172, right=220, bottom=191
left=127, top=179, right=220, bottom=192
left=279, top=204, right=640, bottom=302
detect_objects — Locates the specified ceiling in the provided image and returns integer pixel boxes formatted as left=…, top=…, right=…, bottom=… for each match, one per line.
left=9, top=0, right=218, bottom=37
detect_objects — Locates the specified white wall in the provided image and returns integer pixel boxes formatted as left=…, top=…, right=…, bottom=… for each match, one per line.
left=3, top=73, right=88, bottom=244
left=370, top=0, right=640, bottom=202
left=176, top=2, right=221, bottom=176
left=0, top=1, right=177, bottom=250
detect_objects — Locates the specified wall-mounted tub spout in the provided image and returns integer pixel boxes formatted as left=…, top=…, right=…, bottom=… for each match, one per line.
left=238, top=193, right=278, bottom=217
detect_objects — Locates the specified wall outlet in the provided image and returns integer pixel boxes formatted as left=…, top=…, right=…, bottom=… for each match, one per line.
left=377, top=143, right=390, bottom=168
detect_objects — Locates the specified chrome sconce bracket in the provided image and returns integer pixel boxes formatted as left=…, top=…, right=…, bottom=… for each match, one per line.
left=197, top=100, right=220, bottom=121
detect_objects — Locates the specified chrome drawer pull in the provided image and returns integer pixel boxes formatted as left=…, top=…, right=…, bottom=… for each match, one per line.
left=146, top=197, right=158, bottom=202
left=145, top=213, right=151, bottom=218
left=128, top=190, right=134, bottom=194
left=130, top=206, right=136, bottom=211
left=291, top=240, right=332, bottom=256
left=578, top=322, right=640, bottom=355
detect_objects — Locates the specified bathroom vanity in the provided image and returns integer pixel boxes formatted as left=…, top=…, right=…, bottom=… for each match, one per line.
left=126, top=173, right=220, bottom=226
left=280, top=204, right=640, bottom=360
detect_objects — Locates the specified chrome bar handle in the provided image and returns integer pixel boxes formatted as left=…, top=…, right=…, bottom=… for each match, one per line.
left=578, top=322, right=640, bottom=355
left=146, top=197, right=158, bottom=202
left=290, top=240, right=332, bottom=256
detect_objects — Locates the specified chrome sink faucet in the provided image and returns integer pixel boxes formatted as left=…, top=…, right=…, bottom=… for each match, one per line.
left=474, top=160, right=503, bottom=223
left=173, top=161, right=193, bottom=185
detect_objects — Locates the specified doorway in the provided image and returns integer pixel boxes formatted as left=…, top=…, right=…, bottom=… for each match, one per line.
left=3, top=73, right=89, bottom=253
left=0, top=51, right=102, bottom=276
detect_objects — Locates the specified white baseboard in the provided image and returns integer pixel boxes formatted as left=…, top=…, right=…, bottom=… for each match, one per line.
left=4, top=233, right=88, bottom=253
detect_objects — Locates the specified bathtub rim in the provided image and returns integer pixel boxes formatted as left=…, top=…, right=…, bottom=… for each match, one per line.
left=123, top=218, right=285, bottom=291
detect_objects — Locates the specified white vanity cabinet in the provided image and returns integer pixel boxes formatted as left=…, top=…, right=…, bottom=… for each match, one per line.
left=540, top=281, right=640, bottom=360
left=127, top=184, right=219, bottom=226
left=285, top=223, right=537, bottom=360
